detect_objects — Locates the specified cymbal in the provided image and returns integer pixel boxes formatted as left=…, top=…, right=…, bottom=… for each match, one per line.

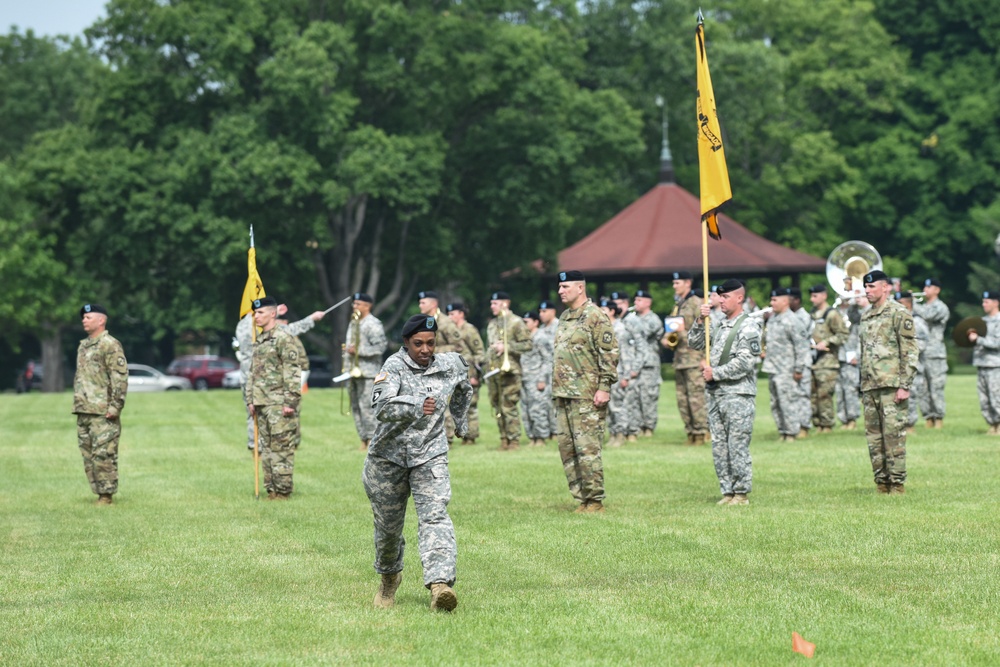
left=953, top=316, right=987, bottom=348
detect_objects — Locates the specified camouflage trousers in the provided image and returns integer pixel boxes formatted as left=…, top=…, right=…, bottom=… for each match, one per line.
left=362, top=453, right=456, bottom=587
left=608, top=379, right=639, bottom=436
left=836, top=364, right=861, bottom=424
left=488, top=372, right=523, bottom=443
left=521, top=377, right=553, bottom=439
left=918, top=358, right=947, bottom=420
left=810, top=368, right=839, bottom=429
left=768, top=373, right=800, bottom=436
left=256, top=405, right=300, bottom=495
left=636, top=366, right=662, bottom=431
left=76, top=413, right=121, bottom=496
left=466, top=382, right=481, bottom=439
left=907, top=384, right=920, bottom=427
left=675, top=367, right=708, bottom=436
left=554, top=397, right=606, bottom=504
left=911, top=368, right=927, bottom=426
left=862, top=388, right=907, bottom=485
left=977, top=367, right=1000, bottom=426
left=795, top=368, right=812, bottom=431
left=707, top=392, right=754, bottom=495
left=349, top=377, right=376, bottom=441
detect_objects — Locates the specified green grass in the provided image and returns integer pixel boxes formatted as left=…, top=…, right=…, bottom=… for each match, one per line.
left=2, top=377, right=999, bottom=666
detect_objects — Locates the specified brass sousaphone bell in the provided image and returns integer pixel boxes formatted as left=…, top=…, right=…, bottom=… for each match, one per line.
left=953, top=316, right=987, bottom=348
left=827, top=241, right=882, bottom=300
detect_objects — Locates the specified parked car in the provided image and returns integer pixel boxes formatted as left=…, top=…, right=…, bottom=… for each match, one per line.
left=127, top=364, right=193, bottom=392
left=15, top=361, right=43, bottom=393
left=166, top=355, right=239, bottom=390
left=222, top=369, right=242, bottom=389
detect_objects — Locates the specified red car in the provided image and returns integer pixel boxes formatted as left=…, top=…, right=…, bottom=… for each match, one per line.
left=166, top=355, right=239, bottom=390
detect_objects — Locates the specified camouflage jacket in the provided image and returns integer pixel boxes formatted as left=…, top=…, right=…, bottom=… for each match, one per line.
left=456, top=321, right=486, bottom=379
left=811, top=304, right=850, bottom=370
left=972, top=313, right=1000, bottom=368
left=633, top=310, right=664, bottom=368
left=859, top=299, right=919, bottom=392
left=434, top=309, right=463, bottom=353
left=914, top=315, right=929, bottom=372
left=614, top=319, right=641, bottom=378
left=552, top=300, right=619, bottom=399
left=522, top=328, right=553, bottom=384
left=369, top=348, right=473, bottom=467
left=671, top=294, right=704, bottom=369
left=486, top=311, right=532, bottom=375
left=342, top=314, right=388, bottom=378
left=236, top=313, right=316, bottom=383
left=688, top=314, right=762, bottom=396
left=73, top=331, right=128, bottom=416
left=913, top=298, right=949, bottom=359
left=761, top=310, right=808, bottom=375
left=245, top=326, right=303, bottom=408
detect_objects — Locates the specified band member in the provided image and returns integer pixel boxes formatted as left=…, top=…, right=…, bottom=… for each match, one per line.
left=969, top=291, right=1000, bottom=434
left=447, top=303, right=486, bottom=444
left=663, top=271, right=708, bottom=444
left=520, top=311, right=554, bottom=446
left=486, top=291, right=532, bottom=450
left=762, top=288, right=809, bottom=441
left=913, top=278, right=949, bottom=428
left=343, top=293, right=388, bottom=449
left=602, top=299, right=639, bottom=446
left=808, top=285, right=849, bottom=432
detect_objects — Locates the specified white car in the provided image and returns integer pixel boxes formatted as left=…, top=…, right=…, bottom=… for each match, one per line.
left=221, top=369, right=242, bottom=389
left=127, top=364, right=193, bottom=392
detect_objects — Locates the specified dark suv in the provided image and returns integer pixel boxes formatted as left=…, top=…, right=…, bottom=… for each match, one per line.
left=166, top=355, right=239, bottom=390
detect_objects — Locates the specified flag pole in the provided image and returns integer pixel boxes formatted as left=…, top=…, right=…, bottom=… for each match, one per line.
left=702, top=221, right=710, bottom=361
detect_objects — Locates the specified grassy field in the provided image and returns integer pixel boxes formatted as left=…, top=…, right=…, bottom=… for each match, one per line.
left=2, top=377, right=999, bottom=666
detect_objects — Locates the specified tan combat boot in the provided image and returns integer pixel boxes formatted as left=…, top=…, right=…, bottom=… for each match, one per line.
left=96, top=494, right=113, bottom=506
left=641, top=428, right=654, bottom=438
left=889, top=484, right=905, bottom=495
left=609, top=434, right=622, bottom=448
left=796, top=428, right=809, bottom=439
left=507, top=440, right=520, bottom=451
left=934, top=419, right=943, bottom=429
left=925, top=418, right=934, bottom=429
left=717, top=494, right=734, bottom=505
left=730, top=494, right=750, bottom=506
left=876, top=483, right=890, bottom=494
left=626, top=434, right=638, bottom=443
left=585, top=501, right=605, bottom=514
left=373, top=572, right=402, bottom=609
left=844, top=420, right=856, bottom=430
left=499, top=438, right=508, bottom=451
left=988, top=425, right=999, bottom=436
left=461, top=437, right=476, bottom=445
left=430, top=583, right=458, bottom=612
left=574, top=502, right=589, bottom=513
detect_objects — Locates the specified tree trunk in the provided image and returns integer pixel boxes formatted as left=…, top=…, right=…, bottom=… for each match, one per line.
left=41, top=323, right=66, bottom=392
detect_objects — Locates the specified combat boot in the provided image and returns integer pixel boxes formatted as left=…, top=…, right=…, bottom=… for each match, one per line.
left=462, top=437, right=477, bottom=445
left=844, top=420, right=856, bottom=430
left=729, top=493, right=749, bottom=506
left=934, top=419, right=943, bottom=429
left=717, top=494, right=734, bottom=505
left=988, top=425, right=1000, bottom=436
left=272, top=492, right=290, bottom=500
left=574, top=502, right=589, bottom=513
left=796, top=428, right=809, bottom=439
left=889, top=484, right=905, bottom=495
left=499, top=438, right=508, bottom=451
left=373, top=572, right=402, bottom=609
left=626, top=434, right=638, bottom=443
left=641, top=428, right=654, bottom=438
left=925, top=418, right=934, bottom=429
left=430, top=583, right=458, bottom=612
left=906, top=426, right=915, bottom=435
left=876, top=483, right=890, bottom=494
left=359, top=439, right=369, bottom=451
left=96, top=494, right=113, bottom=506
left=507, top=440, right=520, bottom=451
left=583, top=501, right=605, bottom=514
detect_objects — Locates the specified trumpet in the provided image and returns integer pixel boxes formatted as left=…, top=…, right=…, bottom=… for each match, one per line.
left=348, top=309, right=363, bottom=378
left=748, top=307, right=774, bottom=318
left=500, top=308, right=512, bottom=373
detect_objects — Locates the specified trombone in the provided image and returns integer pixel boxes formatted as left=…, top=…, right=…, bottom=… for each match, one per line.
left=348, top=309, right=363, bottom=378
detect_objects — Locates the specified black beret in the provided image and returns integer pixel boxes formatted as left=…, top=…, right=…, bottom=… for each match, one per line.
left=692, top=288, right=704, bottom=298
left=523, top=311, right=540, bottom=321
left=445, top=303, right=464, bottom=314
left=252, top=296, right=278, bottom=310
left=557, top=270, right=585, bottom=282
left=924, top=278, right=942, bottom=288
left=717, top=279, right=744, bottom=295
left=983, top=291, right=1000, bottom=301
left=80, top=303, right=108, bottom=317
left=417, top=290, right=438, bottom=300
left=353, top=292, right=374, bottom=303
left=672, top=271, right=693, bottom=281
left=490, top=291, right=510, bottom=301
left=402, top=314, right=438, bottom=338
left=635, top=289, right=652, bottom=299
left=863, top=270, right=890, bottom=285
left=609, top=291, right=630, bottom=301
left=789, top=286, right=802, bottom=297
left=598, top=298, right=611, bottom=308
left=770, top=287, right=792, bottom=298
left=538, top=300, right=555, bottom=310
left=896, top=291, right=913, bottom=300
left=808, top=284, right=827, bottom=294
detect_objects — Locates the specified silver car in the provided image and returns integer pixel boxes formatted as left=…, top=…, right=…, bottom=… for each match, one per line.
left=127, top=364, right=193, bottom=392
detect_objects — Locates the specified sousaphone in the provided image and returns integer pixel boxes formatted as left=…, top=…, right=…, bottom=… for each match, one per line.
left=827, top=241, right=882, bottom=300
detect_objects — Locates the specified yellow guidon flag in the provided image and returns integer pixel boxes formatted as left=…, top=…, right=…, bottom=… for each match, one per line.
left=696, top=12, right=732, bottom=241
left=240, top=225, right=266, bottom=323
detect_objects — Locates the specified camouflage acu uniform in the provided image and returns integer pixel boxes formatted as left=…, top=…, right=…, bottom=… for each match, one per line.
left=688, top=314, right=762, bottom=496
left=633, top=310, right=664, bottom=432
left=609, top=319, right=640, bottom=437
left=836, top=303, right=865, bottom=426
left=552, top=300, right=618, bottom=505
left=246, top=327, right=303, bottom=496
left=792, top=307, right=814, bottom=432
left=810, top=304, right=850, bottom=428
left=620, top=311, right=646, bottom=432
left=541, top=319, right=560, bottom=435
left=913, top=298, right=949, bottom=421
left=486, top=312, right=532, bottom=443
left=456, top=321, right=486, bottom=440
left=859, top=300, right=919, bottom=487
left=74, top=331, right=128, bottom=497
left=972, top=313, right=1000, bottom=428
left=672, top=294, right=708, bottom=438
left=433, top=310, right=464, bottom=439
left=907, top=315, right=929, bottom=427
left=343, top=314, right=388, bottom=442
left=521, top=328, right=554, bottom=439
left=362, top=349, right=472, bottom=587
left=762, top=310, right=809, bottom=437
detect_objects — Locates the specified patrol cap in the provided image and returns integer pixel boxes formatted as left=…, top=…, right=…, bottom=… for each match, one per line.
left=252, top=296, right=278, bottom=310
left=523, top=311, right=540, bottom=321
left=984, top=291, right=1000, bottom=301
left=896, top=291, right=913, bottom=300
left=353, top=292, right=374, bottom=303
left=609, top=291, right=630, bottom=301
left=671, top=271, right=693, bottom=281
left=558, top=270, right=585, bottom=283
left=770, top=287, right=792, bottom=298
left=717, top=279, right=744, bottom=295
left=445, top=303, right=465, bottom=314
left=490, top=291, right=510, bottom=301
left=925, top=278, right=942, bottom=288
left=635, top=289, right=652, bottom=299
left=539, top=300, right=555, bottom=311
left=417, top=290, right=438, bottom=301
left=402, top=314, right=438, bottom=338
left=80, top=303, right=108, bottom=317
left=808, top=284, right=827, bottom=294
left=863, top=270, right=890, bottom=285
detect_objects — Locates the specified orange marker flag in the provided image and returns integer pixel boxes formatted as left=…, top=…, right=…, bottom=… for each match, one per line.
left=792, top=632, right=816, bottom=658
left=695, top=10, right=732, bottom=240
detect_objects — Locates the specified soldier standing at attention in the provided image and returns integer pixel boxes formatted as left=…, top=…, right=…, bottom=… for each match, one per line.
left=245, top=296, right=303, bottom=500
left=835, top=297, right=866, bottom=430
left=663, top=271, right=708, bottom=444
left=632, top=290, right=664, bottom=437
left=611, top=291, right=642, bottom=437
left=447, top=303, right=486, bottom=445
left=74, top=303, right=128, bottom=506
left=538, top=300, right=560, bottom=439
left=343, top=293, right=388, bottom=450
left=520, top=311, right=554, bottom=446
left=688, top=280, right=762, bottom=506
left=486, top=291, right=533, bottom=450
left=601, top=298, right=638, bottom=446
left=364, top=315, right=472, bottom=612
left=859, top=271, right=919, bottom=495
left=913, top=278, right=949, bottom=428
left=552, top=271, right=618, bottom=513
left=762, top=288, right=808, bottom=442
left=895, top=292, right=929, bottom=433
left=789, top=287, right=814, bottom=439
left=808, top=285, right=850, bottom=433
left=968, top=291, right=1000, bottom=434
left=418, top=290, right=463, bottom=442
